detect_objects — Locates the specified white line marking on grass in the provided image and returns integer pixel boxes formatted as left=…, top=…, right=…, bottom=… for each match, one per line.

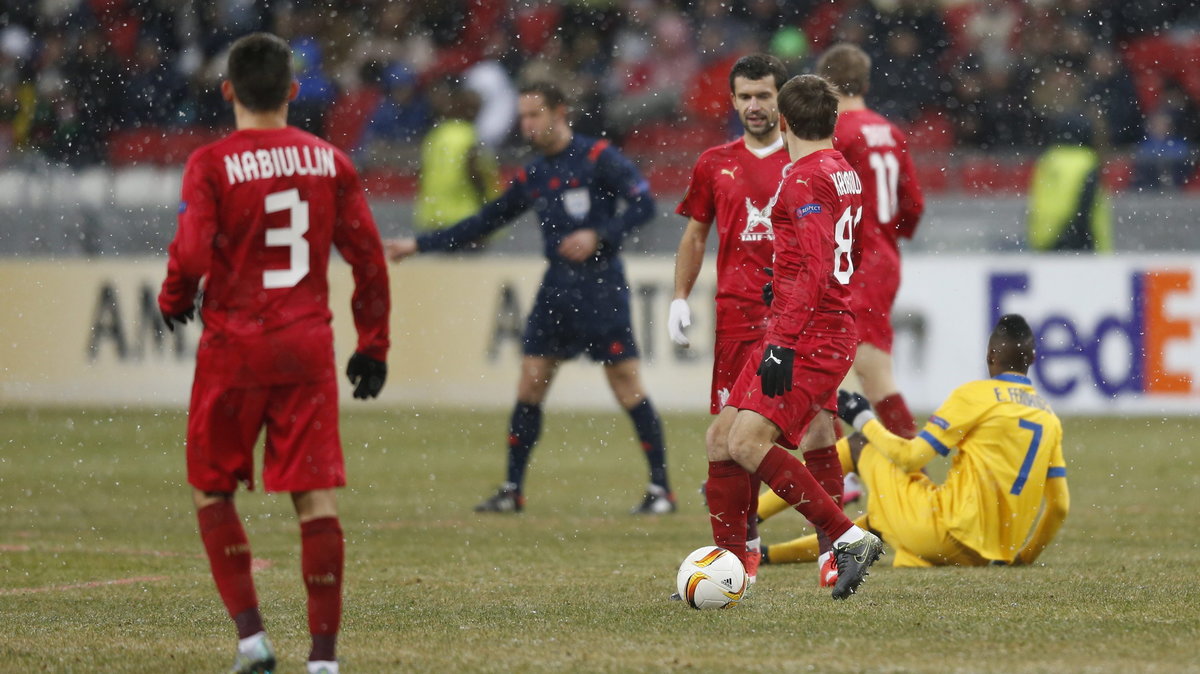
left=0, top=545, right=275, bottom=573
left=0, top=575, right=169, bottom=596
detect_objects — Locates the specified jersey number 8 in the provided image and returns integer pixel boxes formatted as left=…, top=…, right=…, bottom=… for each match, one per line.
left=834, top=205, right=862, bottom=284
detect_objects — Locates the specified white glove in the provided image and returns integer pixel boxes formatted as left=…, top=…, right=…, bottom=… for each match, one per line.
left=668, top=298, right=692, bottom=347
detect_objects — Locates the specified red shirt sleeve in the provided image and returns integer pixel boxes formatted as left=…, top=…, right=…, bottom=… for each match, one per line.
left=893, top=133, right=925, bottom=240
left=766, top=181, right=835, bottom=349
left=333, top=157, right=391, bottom=361
left=675, top=153, right=715, bottom=223
left=159, top=150, right=218, bottom=317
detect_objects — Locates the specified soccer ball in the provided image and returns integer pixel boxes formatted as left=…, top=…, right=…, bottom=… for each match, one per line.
left=675, top=546, right=747, bottom=610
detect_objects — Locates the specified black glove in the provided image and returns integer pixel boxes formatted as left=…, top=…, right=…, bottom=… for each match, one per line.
left=756, top=343, right=794, bottom=397
left=836, top=390, right=874, bottom=430
left=346, top=352, right=387, bottom=399
left=761, top=267, right=774, bottom=308
left=162, top=306, right=195, bottom=332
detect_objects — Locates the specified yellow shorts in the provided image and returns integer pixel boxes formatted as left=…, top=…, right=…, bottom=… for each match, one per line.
left=858, top=447, right=987, bottom=567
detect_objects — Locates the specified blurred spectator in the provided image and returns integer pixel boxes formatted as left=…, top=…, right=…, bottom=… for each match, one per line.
left=0, top=0, right=1194, bottom=190
left=769, top=26, right=811, bottom=75
left=414, top=79, right=500, bottom=247
left=869, top=26, right=937, bottom=123
left=1134, top=108, right=1195, bottom=190
left=1082, top=48, right=1143, bottom=148
left=461, top=33, right=518, bottom=148
left=1027, top=114, right=1112, bottom=252
left=359, top=63, right=429, bottom=154
left=288, top=36, right=335, bottom=136
left=64, top=28, right=122, bottom=164
left=964, top=1, right=1023, bottom=71
left=605, top=7, right=699, bottom=136
left=120, top=42, right=188, bottom=128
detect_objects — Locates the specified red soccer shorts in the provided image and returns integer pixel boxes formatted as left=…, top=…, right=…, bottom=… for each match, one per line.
left=711, top=337, right=761, bottom=414
left=187, top=375, right=345, bottom=493
left=727, top=334, right=856, bottom=448
left=850, top=241, right=901, bottom=353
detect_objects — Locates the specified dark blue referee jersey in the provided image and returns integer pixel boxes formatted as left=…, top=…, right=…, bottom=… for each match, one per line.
left=415, top=134, right=656, bottom=361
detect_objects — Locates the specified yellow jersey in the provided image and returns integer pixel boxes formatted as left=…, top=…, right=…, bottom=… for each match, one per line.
left=414, top=120, right=500, bottom=230
left=865, top=372, right=1066, bottom=562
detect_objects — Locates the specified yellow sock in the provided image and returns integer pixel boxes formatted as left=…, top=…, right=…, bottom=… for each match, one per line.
left=765, top=514, right=871, bottom=565
left=756, top=488, right=791, bottom=522
left=836, top=436, right=854, bottom=473
left=764, top=532, right=821, bottom=564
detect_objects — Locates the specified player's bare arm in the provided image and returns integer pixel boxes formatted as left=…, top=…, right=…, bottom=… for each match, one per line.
left=668, top=217, right=712, bottom=347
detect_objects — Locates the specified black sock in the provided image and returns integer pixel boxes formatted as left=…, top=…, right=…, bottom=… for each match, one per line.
left=627, top=399, right=669, bottom=491
left=505, top=402, right=542, bottom=490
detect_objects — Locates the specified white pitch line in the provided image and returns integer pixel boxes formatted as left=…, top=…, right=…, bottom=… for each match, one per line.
left=0, top=575, right=169, bottom=596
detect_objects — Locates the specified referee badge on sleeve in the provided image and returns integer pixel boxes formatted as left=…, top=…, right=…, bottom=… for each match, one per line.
left=563, top=187, right=591, bottom=220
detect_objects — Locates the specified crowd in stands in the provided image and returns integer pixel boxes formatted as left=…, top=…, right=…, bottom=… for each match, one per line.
left=0, top=0, right=1197, bottom=191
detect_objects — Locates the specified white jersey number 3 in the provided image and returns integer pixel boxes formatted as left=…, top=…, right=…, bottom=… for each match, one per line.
left=834, top=205, right=862, bottom=285
left=263, top=188, right=310, bottom=289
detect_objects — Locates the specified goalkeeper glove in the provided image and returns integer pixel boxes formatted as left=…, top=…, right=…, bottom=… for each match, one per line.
left=346, top=352, right=387, bottom=399
left=162, top=306, right=195, bottom=332
left=667, top=298, right=692, bottom=347
left=836, top=390, right=876, bottom=431
left=756, top=343, right=794, bottom=397
left=761, top=267, right=773, bottom=308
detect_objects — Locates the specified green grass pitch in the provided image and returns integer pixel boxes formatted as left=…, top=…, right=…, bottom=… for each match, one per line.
left=2, top=408, right=1197, bottom=672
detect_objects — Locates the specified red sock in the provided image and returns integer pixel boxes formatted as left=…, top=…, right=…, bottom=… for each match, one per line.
left=875, top=393, right=918, bottom=439
left=301, top=517, right=344, bottom=662
left=706, top=460, right=750, bottom=564
left=197, top=502, right=261, bottom=637
left=755, top=446, right=854, bottom=541
left=803, top=444, right=844, bottom=555
left=803, top=444, right=844, bottom=506
left=745, top=475, right=761, bottom=544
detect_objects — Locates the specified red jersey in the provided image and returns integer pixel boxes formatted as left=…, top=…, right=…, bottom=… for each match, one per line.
left=833, top=108, right=924, bottom=256
left=676, top=138, right=790, bottom=341
left=766, top=148, right=863, bottom=349
left=159, top=126, right=390, bottom=386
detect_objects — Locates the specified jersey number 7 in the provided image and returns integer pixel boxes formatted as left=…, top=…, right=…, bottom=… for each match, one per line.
left=264, top=188, right=310, bottom=289
left=1011, top=419, right=1044, bottom=495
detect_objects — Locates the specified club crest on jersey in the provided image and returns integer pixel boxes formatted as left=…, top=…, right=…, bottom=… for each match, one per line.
left=740, top=198, right=775, bottom=242
left=562, top=187, right=591, bottom=220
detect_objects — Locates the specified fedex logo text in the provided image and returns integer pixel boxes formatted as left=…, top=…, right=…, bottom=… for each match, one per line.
left=990, top=269, right=1195, bottom=399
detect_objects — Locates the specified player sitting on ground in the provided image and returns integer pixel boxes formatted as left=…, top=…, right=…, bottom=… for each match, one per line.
left=762, top=314, right=1070, bottom=567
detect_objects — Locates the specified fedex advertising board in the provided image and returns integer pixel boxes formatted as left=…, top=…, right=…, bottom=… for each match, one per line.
left=893, top=256, right=1198, bottom=415
left=1, top=256, right=1196, bottom=414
